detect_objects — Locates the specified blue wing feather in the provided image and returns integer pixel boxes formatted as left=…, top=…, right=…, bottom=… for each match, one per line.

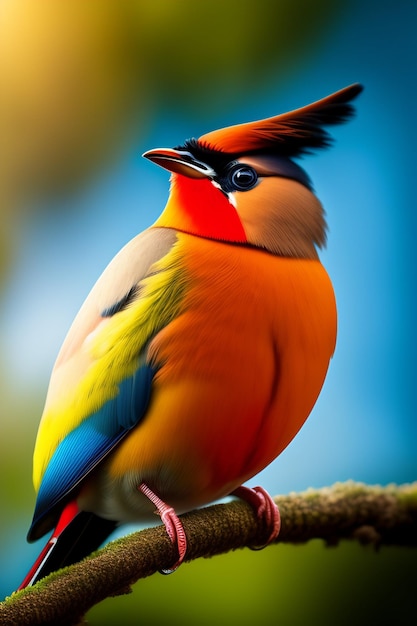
left=28, top=363, right=154, bottom=540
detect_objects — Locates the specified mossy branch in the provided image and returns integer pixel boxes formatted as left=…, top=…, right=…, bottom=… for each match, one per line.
left=1, top=481, right=416, bottom=626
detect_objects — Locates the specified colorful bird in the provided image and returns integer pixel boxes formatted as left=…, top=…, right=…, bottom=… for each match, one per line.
left=19, top=83, right=362, bottom=589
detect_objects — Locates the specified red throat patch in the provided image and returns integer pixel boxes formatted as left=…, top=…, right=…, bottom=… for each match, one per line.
left=155, top=174, right=248, bottom=243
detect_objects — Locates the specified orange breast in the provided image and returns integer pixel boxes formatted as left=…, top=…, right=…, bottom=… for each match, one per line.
left=109, top=232, right=336, bottom=510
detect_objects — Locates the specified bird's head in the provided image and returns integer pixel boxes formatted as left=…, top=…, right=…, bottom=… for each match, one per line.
left=144, top=84, right=362, bottom=259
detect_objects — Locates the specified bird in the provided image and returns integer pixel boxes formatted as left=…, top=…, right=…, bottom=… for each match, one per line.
left=19, top=83, right=362, bottom=589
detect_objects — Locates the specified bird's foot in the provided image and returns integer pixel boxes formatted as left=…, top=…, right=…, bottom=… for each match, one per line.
left=232, top=485, right=281, bottom=549
left=138, top=482, right=187, bottom=573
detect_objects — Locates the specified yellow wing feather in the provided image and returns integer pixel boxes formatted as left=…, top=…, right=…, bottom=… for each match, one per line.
left=33, top=236, right=187, bottom=491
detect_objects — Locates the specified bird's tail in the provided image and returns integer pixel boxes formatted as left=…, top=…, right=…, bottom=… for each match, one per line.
left=18, top=501, right=117, bottom=589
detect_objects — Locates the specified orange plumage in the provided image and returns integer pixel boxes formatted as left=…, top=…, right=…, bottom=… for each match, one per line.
left=106, top=234, right=336, bottom=514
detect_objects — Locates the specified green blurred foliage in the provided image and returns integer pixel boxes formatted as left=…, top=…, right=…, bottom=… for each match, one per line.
left=136, top=0, right=342, bottom=109
left=0, top=379, right=42, bottom=525
left=88, top=541, right=416, bottom=625
left=0, top=0, right=344, bottom=283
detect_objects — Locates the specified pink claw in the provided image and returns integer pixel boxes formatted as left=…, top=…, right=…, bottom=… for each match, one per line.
left=138, top=483, right=187, bottom=573
left=232, top=485, right=281, bottom=548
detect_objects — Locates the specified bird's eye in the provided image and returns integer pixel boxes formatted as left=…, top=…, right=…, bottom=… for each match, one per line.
left=228, top=165, right=258, bottom=191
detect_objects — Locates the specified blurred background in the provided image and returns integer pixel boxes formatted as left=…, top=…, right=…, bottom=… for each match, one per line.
left=0, top=0, right=415, bottom=623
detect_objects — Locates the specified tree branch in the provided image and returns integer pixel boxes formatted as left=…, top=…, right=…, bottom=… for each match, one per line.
left=1, top=481, right=416, bottom=626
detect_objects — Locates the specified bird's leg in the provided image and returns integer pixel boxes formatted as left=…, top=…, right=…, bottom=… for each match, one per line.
left=232, top=485, right=281, bottom=549
left=138, top=482, right=187, bottom=573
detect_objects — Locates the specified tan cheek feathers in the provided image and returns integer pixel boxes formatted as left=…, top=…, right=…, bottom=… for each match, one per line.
left=236, top=178, right=326, bottom=259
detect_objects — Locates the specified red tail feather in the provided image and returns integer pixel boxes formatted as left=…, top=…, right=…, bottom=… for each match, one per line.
left=19, top=501, right=117, bottom=589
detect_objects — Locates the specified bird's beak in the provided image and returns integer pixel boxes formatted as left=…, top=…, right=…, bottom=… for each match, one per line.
left=143, top=148, right=216, bottom=179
